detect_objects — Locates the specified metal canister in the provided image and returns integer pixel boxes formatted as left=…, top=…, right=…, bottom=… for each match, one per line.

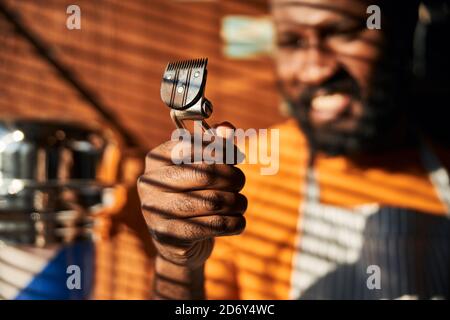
left=0, top=118, right=122, bottom=300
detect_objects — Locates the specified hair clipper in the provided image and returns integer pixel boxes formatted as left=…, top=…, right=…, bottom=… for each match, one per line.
left=160, top=58, right=214, bottom=133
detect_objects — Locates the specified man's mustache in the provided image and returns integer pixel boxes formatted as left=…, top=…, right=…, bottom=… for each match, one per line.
left=297, top=69, right=361, bottom=107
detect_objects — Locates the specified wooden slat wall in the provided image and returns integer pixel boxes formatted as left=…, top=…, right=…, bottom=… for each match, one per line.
left=0, top=0, right=285, bottom=299
left=1, top=0, right=283, bottom=146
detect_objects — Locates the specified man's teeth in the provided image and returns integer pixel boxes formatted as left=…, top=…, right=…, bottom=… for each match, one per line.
left=311, top=93, right=349, bottom=112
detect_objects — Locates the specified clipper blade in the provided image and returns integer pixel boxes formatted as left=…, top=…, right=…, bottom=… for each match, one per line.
left=161, top=58, right=208, bottom=111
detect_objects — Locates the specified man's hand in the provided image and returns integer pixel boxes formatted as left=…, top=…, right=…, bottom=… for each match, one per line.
left=138, top=124, right=247, bottom=269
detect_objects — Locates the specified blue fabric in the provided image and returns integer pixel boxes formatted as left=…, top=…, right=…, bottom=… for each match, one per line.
left=15, top=241, right=94, bottom=300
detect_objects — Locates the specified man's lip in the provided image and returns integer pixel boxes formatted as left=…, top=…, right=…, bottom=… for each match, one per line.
left=310, top=93, right=352, bottom=125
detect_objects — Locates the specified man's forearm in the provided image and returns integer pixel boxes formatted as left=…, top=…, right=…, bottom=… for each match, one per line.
left=152, top=255, right=205, bottom=300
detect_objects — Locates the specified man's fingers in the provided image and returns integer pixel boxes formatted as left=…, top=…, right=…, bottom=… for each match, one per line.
left=147, top=211, right=246, bottom=244
left=146, top=124, right=242, bottom=171
left=139, top=121, right=247, bottom=267
left=146, top=140, right=180, bottom=170
left=141, top=190, right=248, bottom=218
left=139, top=163, right=245, bottom=193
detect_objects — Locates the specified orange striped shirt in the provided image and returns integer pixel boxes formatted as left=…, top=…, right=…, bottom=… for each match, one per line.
left=205, top=119, right=449, bottom=299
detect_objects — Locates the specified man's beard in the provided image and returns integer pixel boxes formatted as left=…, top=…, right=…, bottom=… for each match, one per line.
left=283, top=68, right=406, bottom=156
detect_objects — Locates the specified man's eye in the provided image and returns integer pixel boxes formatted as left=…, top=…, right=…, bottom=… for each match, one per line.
left=331, top=30, right=359, bottom=40
left=277, top=34, right=307, bottom=48
left=323, top=27, right=362, bottom=41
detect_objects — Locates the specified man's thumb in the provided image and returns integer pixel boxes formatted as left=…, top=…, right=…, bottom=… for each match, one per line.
left=213, top=121, right=236, bottom=140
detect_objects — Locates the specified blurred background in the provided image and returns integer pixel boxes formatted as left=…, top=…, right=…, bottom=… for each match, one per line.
left=0, top=0, right=448, bottom=299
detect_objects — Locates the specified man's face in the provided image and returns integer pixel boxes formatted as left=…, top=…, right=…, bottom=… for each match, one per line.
left=272, top=0, right=409, bottom=155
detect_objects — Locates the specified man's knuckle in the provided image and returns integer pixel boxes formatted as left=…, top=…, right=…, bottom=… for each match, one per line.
left=146, top=142, right=175, bottom=168
left=202, top=191, right=223, bottom=211
left=191, top=164, right=215, bottom=185
left=161, top=166, right=181, bottom=183
left=174, top=195, right=196, bottom=213
left=183, top=221, right=205, bottom=241
left=145, top=149, right=158, bottom=167
left=150, top=219, right=168, bottom=235
left=207, top=215, right=246, bottom=235
left=208, top=215, right=229, bottom=232
left=218, top=192, right=238, bottom=211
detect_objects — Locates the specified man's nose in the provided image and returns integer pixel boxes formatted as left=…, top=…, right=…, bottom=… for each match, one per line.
left=294, top=43, right=338, bottom=86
